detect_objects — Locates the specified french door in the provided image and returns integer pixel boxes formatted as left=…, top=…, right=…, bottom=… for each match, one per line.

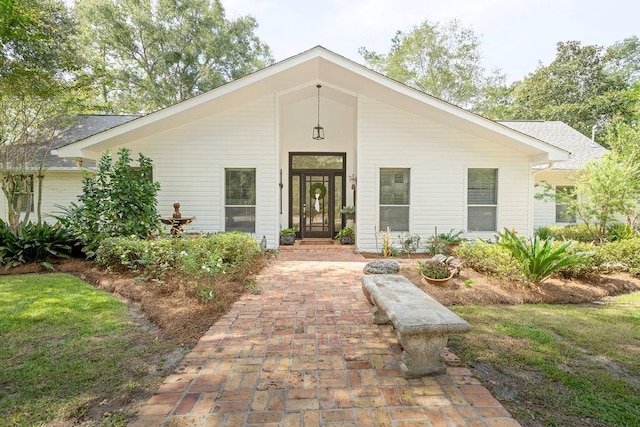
left=289, top=153, right=345, bottom=239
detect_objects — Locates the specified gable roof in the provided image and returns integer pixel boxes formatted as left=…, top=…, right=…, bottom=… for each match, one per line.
left=498, top=120, right=607, bottom=170
left=47, top=115, right=139, bottom=169
left=56, top=46, right=570, bottom=164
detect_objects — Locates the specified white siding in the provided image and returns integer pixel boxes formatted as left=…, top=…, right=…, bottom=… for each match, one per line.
left=121, top=96, right=279, bottom=247
left=0, top=171, right=84, bottom=224
left=356, top=96, right=534, bottom=251
left=39, top=172, right=84, bottom=221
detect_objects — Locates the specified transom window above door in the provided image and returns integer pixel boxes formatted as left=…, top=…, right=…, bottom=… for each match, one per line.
left=290, top=154, right=344, bottom=170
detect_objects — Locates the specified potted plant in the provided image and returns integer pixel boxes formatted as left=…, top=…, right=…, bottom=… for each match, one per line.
left=335, top=227, right=355, bottom=244
left=427, top=229, right=465, bottom=255
left=340, top=205, right=355, bottom=220
left=417, top=259, right=453, bottom=285
left=279, top=227, right=297, bottom=245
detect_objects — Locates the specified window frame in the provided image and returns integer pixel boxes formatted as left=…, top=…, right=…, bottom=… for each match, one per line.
left=555, top=185, right=577, bottom=223
left=378, top=167, right=410, bottom=232
left=466, top=167, right=498, bottom=233
left=12, top=175, right=35, bottom=213
left=224, top=167, right=257, bottom=234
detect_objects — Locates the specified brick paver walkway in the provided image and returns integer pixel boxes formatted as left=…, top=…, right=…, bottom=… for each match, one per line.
left=131, top=250, right=519, bottom=426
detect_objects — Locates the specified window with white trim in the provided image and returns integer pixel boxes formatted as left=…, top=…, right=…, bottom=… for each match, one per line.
left=555, top=185, right=576, bottom=223
left=467, top=168, right=497, bottom=232
left=379, top=168, right=409, bottom=232
left=225, top=168, right=256, bottom=233
left=12, top=175, right=34, bottom=213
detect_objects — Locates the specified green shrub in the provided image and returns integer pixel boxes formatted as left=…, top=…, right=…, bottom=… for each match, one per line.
left=455, top=239, right=522, bottom=281
left=95, top=233, right=262, bottom=297
left=534, top=226, right=553, bottom=240
left=598, top=238, right=640, bottom=274
left=417, top=260, right=450, bottom=279
left=0, top=220, right=74, bottom=268
left=607, top=223, right=634, bottom=242
left=497, top=229, right=594, bottom=284
left=60, top=148, right=161, bottom=257
left=542, top=224, right=600, bottom=243
left=557, top=241, right=600, bottom=278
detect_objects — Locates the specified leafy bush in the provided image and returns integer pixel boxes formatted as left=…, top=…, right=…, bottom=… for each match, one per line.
left=0, top=220, right=74, bottom=268
left=427, top=229, right=464, bottom=255
left=607, top=223, right=634, bottom=242
left=95, top=233, right=263, bottom=299
left=95, top=237, right=150, bottom=273
left=557, top=241, right=599, bottom=278
left=539, top=224, right=600, bottom=243
left=417, top=260, right=451, bottom=279
left=61, top=148, right=161, bottom=257
left=598, top=238, right=640, bottom=274
left=399, top=233, right=421, bottom=258
left=497, top=229, right=594, bottom=284
left=455, top=239, right=522, bottom=281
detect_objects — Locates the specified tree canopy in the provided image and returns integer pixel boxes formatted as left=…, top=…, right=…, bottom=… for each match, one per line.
left=1, top=0, right=80, bottom=228
left=360, top=19, right=504, bottom=110
left=506, top=42, right=632, bottom=139
left=76, top=0, right=274, bottom=113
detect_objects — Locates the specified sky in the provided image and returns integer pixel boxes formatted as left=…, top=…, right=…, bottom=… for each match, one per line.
left=223, top=0, right=640, bottom=83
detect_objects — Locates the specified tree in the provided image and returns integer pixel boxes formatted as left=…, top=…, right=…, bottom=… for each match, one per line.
left=62, top=148, right=161, bottom=256
left=503, top=41, right=633, bottom=142
left=571, top=155, right=639, bottom=239
left=359, top=19, right=502, bottom=110
left=0, top=0, right=81, bottom=229
left=75, top=0, right=274, bottom=113
left=607, top=36, right=640, bottom=86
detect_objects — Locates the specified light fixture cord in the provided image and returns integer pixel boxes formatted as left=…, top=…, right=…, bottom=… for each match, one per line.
left=317, top=84, right=321, bottom=125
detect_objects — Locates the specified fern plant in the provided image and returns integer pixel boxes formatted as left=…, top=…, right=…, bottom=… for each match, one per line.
left=497, top=229, right=594, bottom=284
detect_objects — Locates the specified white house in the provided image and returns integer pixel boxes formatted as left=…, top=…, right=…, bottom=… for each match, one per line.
left=499, top=120, right=607, bottom=229
left=0, top=115, right=138, bottom=224
left=18, top=47, right=572, bottom=250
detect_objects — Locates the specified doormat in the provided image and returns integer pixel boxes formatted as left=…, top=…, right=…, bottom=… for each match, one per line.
left=299, top=240, right=335, bottom=245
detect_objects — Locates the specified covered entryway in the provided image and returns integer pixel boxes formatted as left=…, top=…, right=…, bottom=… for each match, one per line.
left=289, top=153, right=345, bottom=239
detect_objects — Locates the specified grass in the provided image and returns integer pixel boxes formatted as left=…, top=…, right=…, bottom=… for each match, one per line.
left=0, top=273, right=179, bottom=426
left=450, top=293, right=640, bottom=426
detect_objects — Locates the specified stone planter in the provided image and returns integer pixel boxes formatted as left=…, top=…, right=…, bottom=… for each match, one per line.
left=340, top=236, right=354, bottom=245
left=280, top=235, right=295, bottom=245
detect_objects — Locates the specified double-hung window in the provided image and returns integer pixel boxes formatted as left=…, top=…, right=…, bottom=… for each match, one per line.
left=12, top=175, right=34, bottom=213
left=555, top=185, right=576, bottom=223
left=225, top=168, right=256, bottom=233
left=379, top=168, right=410, bottom=232
left=467, top=168, right=497, bottom=232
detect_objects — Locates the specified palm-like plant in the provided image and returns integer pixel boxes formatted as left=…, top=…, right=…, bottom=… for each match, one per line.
left=497, top=229, right=594, bottom=284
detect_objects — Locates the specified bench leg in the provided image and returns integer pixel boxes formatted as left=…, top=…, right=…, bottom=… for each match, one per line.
left=396, top=332, right=448, bottom=378
left=371, top=304, right=390, bottom=324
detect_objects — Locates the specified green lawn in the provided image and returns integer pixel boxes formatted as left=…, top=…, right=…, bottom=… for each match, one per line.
left=450, top=292, right=640, bottom=426
left=0, top=274, right=179, bottom=426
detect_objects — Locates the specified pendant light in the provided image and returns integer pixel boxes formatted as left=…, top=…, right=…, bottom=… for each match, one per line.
left=312, top=84, right=325, bottom=140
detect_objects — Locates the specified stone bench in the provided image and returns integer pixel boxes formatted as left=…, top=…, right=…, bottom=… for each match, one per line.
left=361, top=274, right=470, bottom=378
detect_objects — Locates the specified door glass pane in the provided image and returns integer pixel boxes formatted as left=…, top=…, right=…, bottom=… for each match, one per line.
left=334, top=175, right=343, bottom=232
left=292, top=155, right=343, bottom=170
left=291, top=175, right=300, bottom=231
left=305, top=175, right=330, bottom=234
